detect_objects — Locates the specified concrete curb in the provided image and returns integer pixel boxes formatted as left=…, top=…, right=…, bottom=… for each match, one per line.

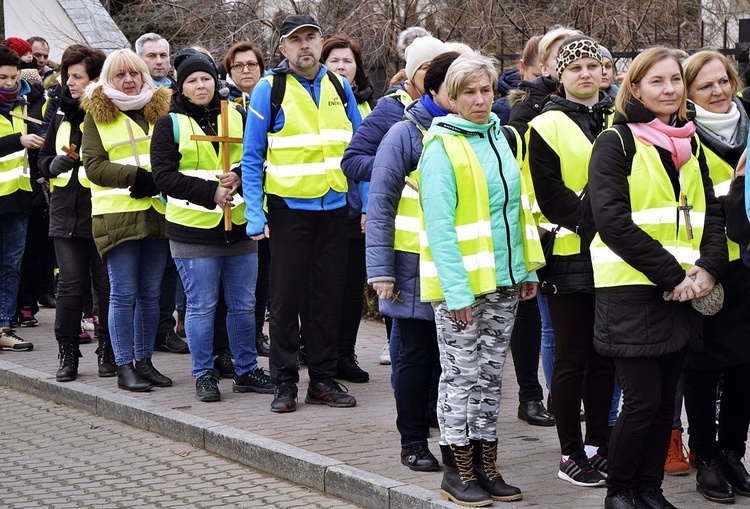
left=0, top=360, right=449, bottom=509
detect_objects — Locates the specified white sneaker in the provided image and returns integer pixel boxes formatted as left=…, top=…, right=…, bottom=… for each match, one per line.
left=0, top=328, right=34, bottom=351
left=378, top=342, right=391, bottom=365
left=81, top=317, right=96, bottom=332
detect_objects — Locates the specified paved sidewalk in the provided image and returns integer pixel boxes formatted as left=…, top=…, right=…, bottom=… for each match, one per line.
left=1, top=308, right=748, bottom=508
left=0, top=386, right=363, bottom=508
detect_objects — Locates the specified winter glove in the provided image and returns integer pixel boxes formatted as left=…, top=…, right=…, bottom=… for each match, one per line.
left=129, top=168, right=160, bottom=199
left=48, top=155, right=76, bottom=177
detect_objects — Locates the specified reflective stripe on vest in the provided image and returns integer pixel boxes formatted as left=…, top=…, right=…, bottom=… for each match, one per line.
left=264, top=73, right=351, bottom=198
left=0, top=106, right=32, bottom=196
left=166, top=108, right=247, bottom=229
left=591, top=133, right=705, bottom=287
left=703, top=143, right=741, bottom=262
left=51, top=119, right=90, bottom=191
left=418, top=133, right=543, bottom=301
left=90, top=113, right=164, bottom=216
left=393, top=169, right=421, bottom=253
left=527, top=109, right=610, bottom=256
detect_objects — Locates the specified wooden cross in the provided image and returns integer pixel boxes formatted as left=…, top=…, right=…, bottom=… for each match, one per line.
left=10, top=105, right=42, bottom=174
left=110, top=119, right=151, bottom=168
left=62, top=144, right=79, bottom=160
left=189, top=100, right=243, bottom=231
left=679, top=194, right=694, bottom=240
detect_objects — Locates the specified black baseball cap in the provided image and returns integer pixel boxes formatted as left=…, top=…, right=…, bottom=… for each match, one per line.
left=279, top=14, right=321, bottom=42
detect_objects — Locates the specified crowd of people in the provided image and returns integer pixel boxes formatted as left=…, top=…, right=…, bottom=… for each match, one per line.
left=1, top=15, right=749, bottom=508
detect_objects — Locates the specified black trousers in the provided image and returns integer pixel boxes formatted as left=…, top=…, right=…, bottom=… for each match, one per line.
left=607, top=349, right=685, bottom=495
left=684, top=363, right=750, bottom=459
left=267, top=206, right=348, bottom=384
left=338, top=230, right=365, bottom=355
left=254, top=238, right=270, bottom=338
left=53, top=237, right=109, bottom=344
left=509, top=296, right=544, bottom=403
left=548, top=291, right=613, bottom=455
left=18, top=206, right=55, bottom=312
left=157, top=252, right=178, bottom=334
left=394, top=317, right=439, bottom=447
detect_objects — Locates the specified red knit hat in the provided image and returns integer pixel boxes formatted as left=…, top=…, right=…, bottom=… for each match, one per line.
left=4, top=37, right=32, bottom=58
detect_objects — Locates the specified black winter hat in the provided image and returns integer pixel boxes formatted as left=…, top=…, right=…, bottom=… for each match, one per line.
left=173, top=48, right=218, bottom=93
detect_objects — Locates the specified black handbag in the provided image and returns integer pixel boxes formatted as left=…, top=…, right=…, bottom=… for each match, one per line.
left=537, top=225, right=560, bottom=279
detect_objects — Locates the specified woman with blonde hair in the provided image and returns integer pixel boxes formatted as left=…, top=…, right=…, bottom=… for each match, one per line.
left=81, top=49, right=172, bottom=392
left=588, top=46, right=727, bottom=509
left=682, top=49, right=750, bottom=503
left=419, top=52, right=539, bottom=506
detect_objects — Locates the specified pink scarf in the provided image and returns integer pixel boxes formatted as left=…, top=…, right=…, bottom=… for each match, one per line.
left=628, top=119, right=696, bottom=170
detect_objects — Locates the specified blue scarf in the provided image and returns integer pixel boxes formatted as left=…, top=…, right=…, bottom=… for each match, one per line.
left=0, top=79, right=30, bottom=114
left=420, top=94, right=450, bottom=118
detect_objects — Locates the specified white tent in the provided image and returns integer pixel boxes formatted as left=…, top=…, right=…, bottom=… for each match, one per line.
left=3, top=0, right=129, bottom=62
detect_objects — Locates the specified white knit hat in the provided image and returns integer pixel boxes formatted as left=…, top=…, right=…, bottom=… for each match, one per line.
left=405, top=36, right=448, bottom=81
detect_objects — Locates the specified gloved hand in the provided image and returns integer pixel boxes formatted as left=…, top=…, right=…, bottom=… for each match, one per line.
left=48, top=155, right=76, bottom=177
left=129, top=168, right=160, bottom=199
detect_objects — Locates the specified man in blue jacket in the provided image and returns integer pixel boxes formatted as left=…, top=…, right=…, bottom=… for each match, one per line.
left=242, top=14, right=361, bottom=413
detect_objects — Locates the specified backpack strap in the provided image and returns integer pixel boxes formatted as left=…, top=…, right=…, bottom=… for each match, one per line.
left=169, top=112, right=180, bottom=144
left=269, top=71, right=349, bottom=134
left=611, top=124, right=636, bottom=176
left=499, top=125, right=526, bottom=164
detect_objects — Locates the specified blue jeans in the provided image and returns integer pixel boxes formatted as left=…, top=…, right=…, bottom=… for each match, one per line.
left=538, top=292, right=556, bottom=391
left=0, top=214, right=28, bottom=327
left=106, top=239, right=168, bottom=366
left=175, top=252, right=258, bottom=379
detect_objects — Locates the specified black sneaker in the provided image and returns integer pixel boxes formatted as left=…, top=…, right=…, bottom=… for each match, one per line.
left=590, top=449, right=608, bottom=476
left=558, top=452, right=606, bottom=487
left=271, top=382, right=298, bottom=413
left=154, top=330, right=189, bottom=353
left=336, top=354, right=369, bottom=383
left=305, top=378, right=357, bottom=407
left=233, top=367, right=275, bottom=394
left=401, top=444, right=440, bottom=472
left=196, top=374, right=220, bottom=402
left=17, top=307, right=38, bottom=327
left=256, top=332, right=270, bottom=357
left=213, top=349, right=235, bottom=378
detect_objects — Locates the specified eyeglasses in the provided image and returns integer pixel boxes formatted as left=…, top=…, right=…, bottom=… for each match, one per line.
left=231, top=62, right=259, bottom=72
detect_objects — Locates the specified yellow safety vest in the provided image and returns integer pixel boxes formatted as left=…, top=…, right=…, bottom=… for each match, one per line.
left=89, top=113, right=165, bottom=216
left=0, top=106, right=32, bottom=197
left=166, top=107, right=247, bottom=229
left=591, top=133, right=706, bottom=287
left=419, top=133, right=544, bottom=301
left=264, top=73, right=351, bottom=198
left=357, top=101, right=372, bottom=120
left=702, top=143, right=741, bottom=262
left=527, top=109, right=611, bottom=256
left=386, top=89, right=413, bottom=107
left=51, top=118, right=89, bottom=192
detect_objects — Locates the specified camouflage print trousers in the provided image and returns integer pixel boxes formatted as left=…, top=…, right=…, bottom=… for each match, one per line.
left=433, top=287, right=520, bottom=446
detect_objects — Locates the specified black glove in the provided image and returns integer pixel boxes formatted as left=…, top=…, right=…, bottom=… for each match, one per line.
left=129, top=168, right=160, bottom=199
left=48, top=154, right=76, bottom=177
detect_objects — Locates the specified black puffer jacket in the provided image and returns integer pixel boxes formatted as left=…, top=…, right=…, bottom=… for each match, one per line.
left=151, top=92, right=251, bottom=246
left=37, top=91, right=92, bottom=238
left=528, top=92, right=614, bottom=294
left=587, top=101, right=727, bottom=358
left=507, top=75, right=557, bottom=135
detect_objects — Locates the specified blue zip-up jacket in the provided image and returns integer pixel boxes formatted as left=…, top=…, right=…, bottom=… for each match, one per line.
left=367, top=99, right=435, bottom=320
left=341, top=84, right=413, bottom=183
left=420, top=113, right=537, bottom=311
left=241, top=60, right=361, bottom=236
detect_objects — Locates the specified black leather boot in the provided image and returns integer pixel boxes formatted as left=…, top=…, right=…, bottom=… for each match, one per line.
left=135, top=358, right=173, bottom=387
left=605, top=490, right=642, bottom=509
left=471, top=439, right=523, bottom=501
left=725, top=450, right=750, bottom=497
left=636, top=486, right=676, bottom=509
left=117, top=363, right=153, bottom=392
left=56, top=341, right=81, bottom=382
left=439, top=443, right=492, bottom=507
left=696, top=454, right=735, bottom=503
left=96, top=338, right=116, bottom=377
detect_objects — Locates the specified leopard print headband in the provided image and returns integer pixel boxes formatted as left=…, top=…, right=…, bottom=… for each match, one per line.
left=555, top=39, right=603, bottom=78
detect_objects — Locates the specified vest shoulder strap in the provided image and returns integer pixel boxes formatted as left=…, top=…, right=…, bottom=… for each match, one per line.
left=269, top=71, right=349, bottom=133
left=611, top=124, right=637, bottom=176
